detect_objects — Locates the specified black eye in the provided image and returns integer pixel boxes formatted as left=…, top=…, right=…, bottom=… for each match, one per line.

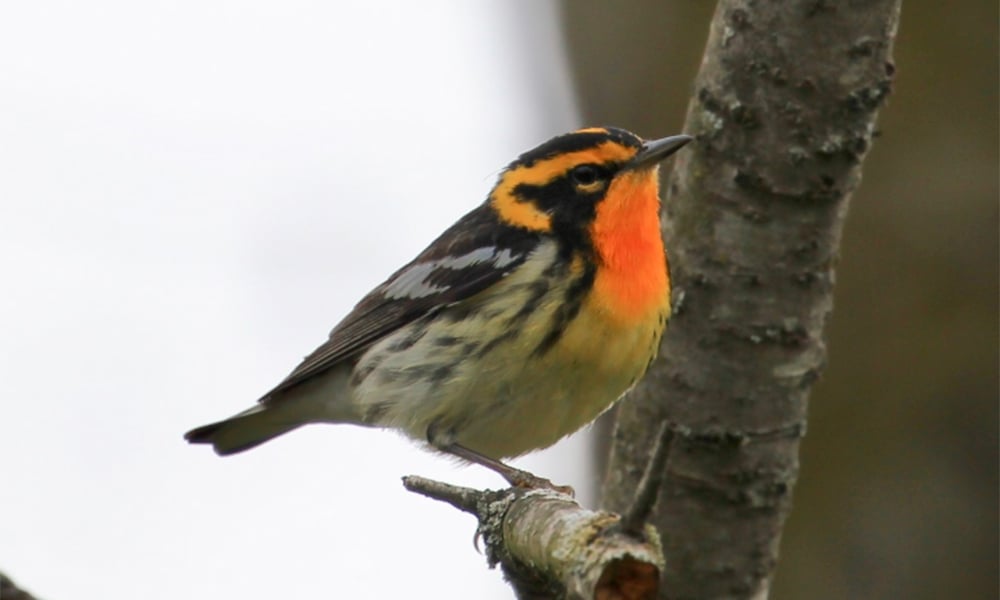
left=570, top=164, right=601, bottom=186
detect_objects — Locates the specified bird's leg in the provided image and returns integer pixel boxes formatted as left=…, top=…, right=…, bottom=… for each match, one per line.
left=439, top=442, right=575, bottom=496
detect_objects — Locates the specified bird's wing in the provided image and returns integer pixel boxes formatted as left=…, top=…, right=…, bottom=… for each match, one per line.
left=262, top=205, right=539, bottom=398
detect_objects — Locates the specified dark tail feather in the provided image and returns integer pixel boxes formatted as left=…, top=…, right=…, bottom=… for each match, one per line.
left=184, top=404, right=305, bottom=456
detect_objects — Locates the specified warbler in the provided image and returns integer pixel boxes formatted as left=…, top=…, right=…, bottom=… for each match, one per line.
left=185, top=127, right=691, bottom=487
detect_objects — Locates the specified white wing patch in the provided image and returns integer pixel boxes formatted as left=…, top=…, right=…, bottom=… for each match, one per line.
left=382, top=262, right=447, bottom=299
left=381, top=247, right=517, bottom=300
left=492, top=248, right=518, bottom=268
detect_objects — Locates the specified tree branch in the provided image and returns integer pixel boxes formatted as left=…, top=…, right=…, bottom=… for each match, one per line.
left=601, top=1, right=901, bottom=598
left=403, top=475, right=664, bottom=600
left=1, top=572, right=42, bottom=600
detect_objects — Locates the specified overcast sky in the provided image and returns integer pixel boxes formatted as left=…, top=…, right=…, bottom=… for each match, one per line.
left=0, top=2, right=595, bottom=598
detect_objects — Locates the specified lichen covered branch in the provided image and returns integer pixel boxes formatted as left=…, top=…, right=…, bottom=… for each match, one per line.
left=403, top=476, right=664, bottom=599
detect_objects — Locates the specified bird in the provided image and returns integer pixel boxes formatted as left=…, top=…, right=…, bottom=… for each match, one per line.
left=185, top=127, right=692, bottom=489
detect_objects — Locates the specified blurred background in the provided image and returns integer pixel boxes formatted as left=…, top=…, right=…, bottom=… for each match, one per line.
left=1, top=1, right=995, bottom=599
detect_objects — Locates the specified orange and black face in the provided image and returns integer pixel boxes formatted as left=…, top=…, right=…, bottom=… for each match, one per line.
left=488, top=127, right=690, bottom=255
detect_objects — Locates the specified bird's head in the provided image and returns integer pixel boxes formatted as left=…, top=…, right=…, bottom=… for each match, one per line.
left=488, top=127, right=691, bottom=245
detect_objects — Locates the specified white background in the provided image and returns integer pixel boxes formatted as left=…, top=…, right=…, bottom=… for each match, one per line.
left=0, top=2, right=598, bottom=598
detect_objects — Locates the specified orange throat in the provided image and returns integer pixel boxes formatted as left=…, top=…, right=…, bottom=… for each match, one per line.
left=589, top=170, right=670, bottom=322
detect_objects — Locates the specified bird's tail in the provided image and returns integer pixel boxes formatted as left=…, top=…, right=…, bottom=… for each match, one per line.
left=186, top=366, right=361, bottom=455
left=184, top=403, right=308, bottom=456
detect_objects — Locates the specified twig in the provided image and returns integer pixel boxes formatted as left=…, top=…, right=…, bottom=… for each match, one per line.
left=0, top=571, right=42, bottom=600
left=619, top=421, right=675, bottom=536
left=402, top=475, right=480, bottom=514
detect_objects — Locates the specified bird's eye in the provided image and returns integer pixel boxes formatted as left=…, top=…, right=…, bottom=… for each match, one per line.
left=570, top=165, right=602, bottom=187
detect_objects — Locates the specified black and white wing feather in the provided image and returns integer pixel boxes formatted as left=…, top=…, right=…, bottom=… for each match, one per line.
left=262, top=205, right=539, bottom=398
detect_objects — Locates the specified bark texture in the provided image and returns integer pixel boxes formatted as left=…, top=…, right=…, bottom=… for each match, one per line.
left=600, top=2, right=901, bottom=599
left=403, top=476, right=663, bottom=599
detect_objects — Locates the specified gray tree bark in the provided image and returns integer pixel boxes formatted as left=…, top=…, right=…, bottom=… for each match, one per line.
left=600, top=2, right=902, bottom=599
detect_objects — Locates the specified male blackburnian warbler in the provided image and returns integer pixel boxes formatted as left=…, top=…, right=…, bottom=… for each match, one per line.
left=185, top=127, right=691, bottom=488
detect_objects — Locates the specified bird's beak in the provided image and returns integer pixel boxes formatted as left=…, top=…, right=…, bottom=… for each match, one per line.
left=625, top=134, right=693, bottom=171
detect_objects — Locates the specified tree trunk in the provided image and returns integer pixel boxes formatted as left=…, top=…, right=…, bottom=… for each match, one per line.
left=600, top=2, right=902, bottom=599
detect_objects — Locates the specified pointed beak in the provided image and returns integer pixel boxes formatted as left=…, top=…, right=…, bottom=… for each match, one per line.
left=625, top=134, right=693, bottom=171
